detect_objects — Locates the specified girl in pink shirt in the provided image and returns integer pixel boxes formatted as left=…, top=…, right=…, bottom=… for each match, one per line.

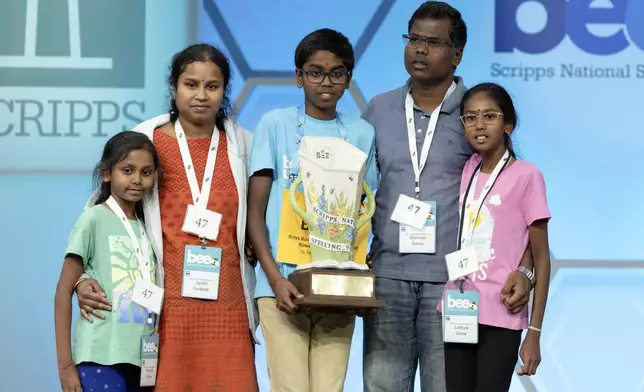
left=442, top=83, right=552, bottom=392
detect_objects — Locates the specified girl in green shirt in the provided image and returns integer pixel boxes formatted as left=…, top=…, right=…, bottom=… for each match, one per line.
left=54, top=131, right=159, bottom=392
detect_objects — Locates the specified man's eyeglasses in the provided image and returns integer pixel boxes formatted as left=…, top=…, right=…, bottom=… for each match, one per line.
left=402, top=34, right=454, bottom=51
left=298, top=69, right=350, bottom=85
left=460, top=112, right=504, bottom=127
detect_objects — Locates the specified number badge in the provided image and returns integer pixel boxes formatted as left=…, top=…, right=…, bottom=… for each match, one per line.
left=132, top=278, right=164, bottom=314
left=444, top=247, right=479, bottom=281
left=390, top=194, right=431, bottom=230
left=182, top=204, right=222, bottom=241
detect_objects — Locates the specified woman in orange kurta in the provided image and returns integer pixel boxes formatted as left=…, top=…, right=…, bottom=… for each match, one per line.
left=75, top=44, right=258, bottom=391
left=152, top=128, right=255, bottom=391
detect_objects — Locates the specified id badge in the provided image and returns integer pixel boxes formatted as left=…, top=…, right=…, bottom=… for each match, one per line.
left=399, top=201, right=436, bottom=254
left=181, top=245, right=221, bottom=300
left=132, top=278, right=164, bottom=314
left=445, top=247, right=479, bottom=281
left=181, top=204, right=222, bottom=241
left=390, top=195, right=431, bottom=230
left=443, top=290, right=479, bottom=344
left=140, top=333, right=159, bottom=386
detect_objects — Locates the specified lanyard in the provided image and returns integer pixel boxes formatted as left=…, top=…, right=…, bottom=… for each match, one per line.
left=289, top=106, right=347, bottom=179
left=405, top=81, right=457, bottom=198
left=457, top=150, right=510, bottom=250
left=174, top=120, right=219, bottom=209
left=105, top=196, right=153, bottom=282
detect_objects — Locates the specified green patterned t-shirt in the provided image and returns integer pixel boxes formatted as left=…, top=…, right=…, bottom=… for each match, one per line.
left=66, top=204, right=156, bottom=367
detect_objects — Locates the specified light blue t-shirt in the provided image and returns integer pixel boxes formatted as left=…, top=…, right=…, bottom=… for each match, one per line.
left=249, top=106, right=379, bottom=298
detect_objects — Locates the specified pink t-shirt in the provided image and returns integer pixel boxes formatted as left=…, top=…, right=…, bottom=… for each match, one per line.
left=438, top=154, right=551, bottom=330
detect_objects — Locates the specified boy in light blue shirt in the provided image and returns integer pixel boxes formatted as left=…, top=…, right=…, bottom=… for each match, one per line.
left=247, top=28, right=378, bottom=392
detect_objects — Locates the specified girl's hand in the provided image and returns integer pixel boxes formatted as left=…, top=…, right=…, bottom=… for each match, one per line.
left=59, top=365, right=82, bottom=392
left=500, top=270, right=531, bottom=313
left=518, top=331, right=541, bottom=376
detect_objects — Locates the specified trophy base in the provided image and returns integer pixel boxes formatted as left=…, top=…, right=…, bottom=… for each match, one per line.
left=289, top=268, right=385, bottom=310
left=295, top=260, right=370, bottom=271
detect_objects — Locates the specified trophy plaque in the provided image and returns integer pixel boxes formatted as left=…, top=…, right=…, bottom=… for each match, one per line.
left=287, top=136, right=384, bottom=310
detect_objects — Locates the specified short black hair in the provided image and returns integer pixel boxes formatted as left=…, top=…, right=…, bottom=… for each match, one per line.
left=461, top=82, right=519, bottom=157
left=408, top=1, right=467, bottom=50
left=167, top=43, right=232, bottom=130
left=294, top=28, right=355, bottom=72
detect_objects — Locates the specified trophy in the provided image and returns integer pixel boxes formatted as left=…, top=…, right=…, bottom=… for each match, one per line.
left=287, top=135, right=384, bottom=310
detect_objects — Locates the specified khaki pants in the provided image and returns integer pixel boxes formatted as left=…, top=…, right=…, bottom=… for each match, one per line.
left=258, top=298, right=355, bottom=392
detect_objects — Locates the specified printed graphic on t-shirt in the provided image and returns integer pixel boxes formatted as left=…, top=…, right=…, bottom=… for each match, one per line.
left=467, top=195, right=500, bottom=282
left=282, top=154, right=294, bottom=183
left=109, top=234, right=154, bottom=325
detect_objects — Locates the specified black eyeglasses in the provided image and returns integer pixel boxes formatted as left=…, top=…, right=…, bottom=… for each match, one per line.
left=298, top=68, right=350, bottom=85
left=402, top=34, right=455, bottom=51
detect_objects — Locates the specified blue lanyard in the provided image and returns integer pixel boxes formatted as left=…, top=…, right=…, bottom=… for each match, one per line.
left=289, top=106, right=347, bottom=181
left=296, top=105, right=347, bottom=141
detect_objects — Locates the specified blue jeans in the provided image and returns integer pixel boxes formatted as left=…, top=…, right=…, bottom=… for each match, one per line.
left=363, top=277, right=446, bottom=392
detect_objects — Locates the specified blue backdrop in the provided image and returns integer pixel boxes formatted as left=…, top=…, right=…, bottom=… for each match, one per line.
left=1, top=0, right=643, bottom=391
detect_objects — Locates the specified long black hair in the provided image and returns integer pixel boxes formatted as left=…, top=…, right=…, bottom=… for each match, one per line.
left=461, top=82, right=519, bottom=158
left=168, top=43, right=233, bottom=130
left=92, top=131, right=159, bottom=218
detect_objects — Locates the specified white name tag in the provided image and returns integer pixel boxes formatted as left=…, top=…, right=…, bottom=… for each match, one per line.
left=399, top=200, right=436, bottom=253
left=140, top=333, right=159, bottom=386
left=181, top=245, right=221, bottom=301
left=132, top=278, right=164, bottom=315
left=443, top=290, right=479, bottom=344
left=445, top=247, right=479, bottom=281
left=182, top=204, right=222, bottom=241
left=390, top=195, right=431, bottom=230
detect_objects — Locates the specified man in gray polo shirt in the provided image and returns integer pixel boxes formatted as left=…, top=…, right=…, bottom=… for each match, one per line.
left=361, top=2, right=533, bottom=391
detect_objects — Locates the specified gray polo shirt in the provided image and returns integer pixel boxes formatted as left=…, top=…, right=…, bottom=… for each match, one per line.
left=362, top=77, right=475, bottom=283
